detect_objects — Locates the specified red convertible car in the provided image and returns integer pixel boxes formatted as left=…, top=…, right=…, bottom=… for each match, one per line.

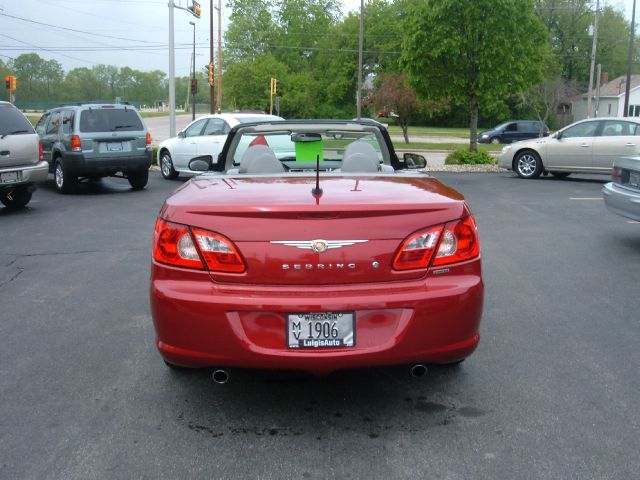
left=150, top=120, right=483, bottom=378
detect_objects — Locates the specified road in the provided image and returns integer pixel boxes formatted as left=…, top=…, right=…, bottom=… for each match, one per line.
left=1, top=172, right=638, bottom=479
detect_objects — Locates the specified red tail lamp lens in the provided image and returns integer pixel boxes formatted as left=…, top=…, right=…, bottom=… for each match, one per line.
left=146, top=132, right=152, bottom=146
left=70, top=135, right=82, bottom=152
left=393, top=226, right=444, bottom=270
left=38, top=142, right=43, bottom=161
left=153, top=219, right=204, bottom=270
left=191, top=228, right=246, bottom=273
left=433, top=216, right=480, bottom=266
left=612, top=167, right=622, bottom=184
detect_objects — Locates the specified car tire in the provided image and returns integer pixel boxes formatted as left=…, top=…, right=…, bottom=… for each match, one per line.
left=128, top=170, right=149, bottom=190
left=160, top=151, right=179, bottom=180
left=0, top=186, right=32, bottom=209
left=54, top=159, right=77, bottom=193
left=550, top=171, right=571, bottom=179
left=514, top=150, right=543, bottom=179
left=490, top=137, right=501, bottom=144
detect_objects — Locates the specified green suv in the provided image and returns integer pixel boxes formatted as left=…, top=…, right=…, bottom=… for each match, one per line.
left=35, top=104, right=152, bottom=193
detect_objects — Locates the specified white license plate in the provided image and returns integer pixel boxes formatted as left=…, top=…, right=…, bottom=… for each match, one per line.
left=287, top=312, right=355, bottom=348
left=629, top=171, right=640, bottom=189
left=107, top=142, right=123, bottom=151
left=0, top=171, right=20, bottom=184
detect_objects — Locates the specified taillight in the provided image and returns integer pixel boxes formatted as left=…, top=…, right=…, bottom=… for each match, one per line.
left=612, top=166, right=623, bottom=184
left=153, top=219, right=246, bottom=273
left=393, top=226, right=444, bottom=270
left=153, top=219, right=204, bottom=270
left=393, top=216, right=480, bottom=271
left=191, top=228, right=246, bottom=273
left=146, top=132, right=152, bottom=148
left=38, top=142, right=43, bottom=161
left=432, top=216, right=480, bottom=266
left=70, top=135, right=82, bottom=152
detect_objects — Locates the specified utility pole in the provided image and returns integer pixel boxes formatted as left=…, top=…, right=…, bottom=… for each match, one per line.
left=190, top=20, right=196, bottom=121
left=168, top=0, right=176, bottom=138
left=624, top=0, right=637, bottom=117
left=209, top=0, right=215, bottom=113
left=356, top=0, right=364, bottom=119
left=216, top=0, right=222, bottom=113
left=586, top=0, right=599, bottom=119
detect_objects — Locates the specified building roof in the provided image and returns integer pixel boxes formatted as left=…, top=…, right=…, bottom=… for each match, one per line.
left=582, top=74, right=640, bottom=98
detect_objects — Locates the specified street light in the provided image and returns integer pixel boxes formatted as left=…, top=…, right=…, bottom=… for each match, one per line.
left=189, top=20, right=196, bottom=121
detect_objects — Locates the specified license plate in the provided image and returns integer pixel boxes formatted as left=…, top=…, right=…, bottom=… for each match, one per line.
left=287, top=312, right=355, bottom=348
left=629, top=171, right=640, bottom=189
left=107, top=142, right=123, bottom=151
left=0, top=171, right=20, bottom=184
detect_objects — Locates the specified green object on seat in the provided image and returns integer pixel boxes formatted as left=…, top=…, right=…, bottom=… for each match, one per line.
left=294, top=139, right=323, bottom=163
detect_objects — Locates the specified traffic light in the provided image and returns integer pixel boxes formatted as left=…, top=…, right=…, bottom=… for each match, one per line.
left=10, top=76, right=16, bottom=91
left=5, top=75, right=10, bottom=90
left=275, top=79, right=280, bottom=96
left=188, top=0, right=201, bottom=18
left=208, top=63, right=214, bottom=86
left=191, top=78, right=198, bottom=95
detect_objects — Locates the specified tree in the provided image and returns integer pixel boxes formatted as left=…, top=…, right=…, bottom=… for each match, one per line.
left=402, top=0, right=547, bottom=151
left=371, top=73, right=422, bottom=143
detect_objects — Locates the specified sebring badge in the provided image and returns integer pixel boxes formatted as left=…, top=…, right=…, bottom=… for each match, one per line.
left=271, top=239, right=368, bottom=251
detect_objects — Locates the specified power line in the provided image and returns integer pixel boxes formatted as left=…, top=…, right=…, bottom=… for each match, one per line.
left=0, top=33, right=100, bottom=65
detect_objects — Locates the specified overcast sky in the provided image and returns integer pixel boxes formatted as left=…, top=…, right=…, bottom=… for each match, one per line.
left=0, top=0, right=635, bottom=76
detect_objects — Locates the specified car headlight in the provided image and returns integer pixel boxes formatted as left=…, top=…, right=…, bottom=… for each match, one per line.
left=481, top=134, right=488, bottom=139
left=501, top=146, right=512, bottom=154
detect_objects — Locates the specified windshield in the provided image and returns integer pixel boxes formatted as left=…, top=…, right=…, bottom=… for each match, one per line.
left=79, top=108, right=144, bottom=132
left=234, top=115, right=283, bottom=124
left=0, top=104, right=34, bottom=136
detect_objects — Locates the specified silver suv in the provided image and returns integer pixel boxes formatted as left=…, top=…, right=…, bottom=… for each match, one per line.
left=0, top=101, right=48, bottom=209
left=35, top=104, right=151, bottom=193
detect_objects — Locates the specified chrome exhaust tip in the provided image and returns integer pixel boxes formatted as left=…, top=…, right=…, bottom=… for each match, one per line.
left=212, top=369, right=230, bottom=384
left=410, top=364, right=428, bottom=378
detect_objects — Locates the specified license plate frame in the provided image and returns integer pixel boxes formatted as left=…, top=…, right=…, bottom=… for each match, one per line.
left=0, top=171, right=20, bottom=184
left=106, top=142, right=123, bottom=152
left=629, top=171, right=640, bottom=189
left=287, top=312, right=356, bottom=349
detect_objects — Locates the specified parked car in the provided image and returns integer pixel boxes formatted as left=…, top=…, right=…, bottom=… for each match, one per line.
left=498, top=117, right=640, bottom=179
left=157, top=112, right=283, bottom=180
left=35, top=104, right=152, bottom=193
left=0, top=101, right=48, bottom=209
left=478, top=120, right=549, bottom=144
left=150, top=119, right=483, bottom=377
left=602, top=156, right=640, bottom=221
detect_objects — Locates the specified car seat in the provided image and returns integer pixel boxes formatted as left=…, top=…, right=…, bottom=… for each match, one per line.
left=238, top=145, right=285, bottom=173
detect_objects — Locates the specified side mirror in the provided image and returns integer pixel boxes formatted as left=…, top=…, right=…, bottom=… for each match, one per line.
left=403, top=153, right=427, bottom=169
left=554, top=131, right=562, bottom=140
left=189, top=156, right=212, bottom=172
left=177, top=131, right=186, bottom=138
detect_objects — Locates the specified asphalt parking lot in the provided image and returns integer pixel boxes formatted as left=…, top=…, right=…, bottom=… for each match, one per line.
left=1, top=171, right=639, bottom=479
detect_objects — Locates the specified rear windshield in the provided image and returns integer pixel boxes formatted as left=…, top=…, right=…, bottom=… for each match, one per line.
left=0, top=104, right=35, bottom=136
left=234, top=116, right=283, bottom=124
left=79, top=108, right=144, bottom=133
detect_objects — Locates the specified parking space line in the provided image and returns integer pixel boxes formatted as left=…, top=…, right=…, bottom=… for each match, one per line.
left=569, top=197, right=603, bottom=200
left=628, top=220, right=640, bottom=224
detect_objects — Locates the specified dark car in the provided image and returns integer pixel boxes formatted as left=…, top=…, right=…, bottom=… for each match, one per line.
left=478, top=120, right=549, bottom=144
left=35, top=104, right=152, bottom=193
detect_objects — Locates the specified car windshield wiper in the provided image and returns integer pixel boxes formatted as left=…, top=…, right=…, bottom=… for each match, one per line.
left=112, top=125, right=133, bottom=130
left=1, top=129, right=31, bottom=139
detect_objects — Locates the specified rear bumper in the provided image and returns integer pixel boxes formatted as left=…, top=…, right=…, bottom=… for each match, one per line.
left=602, top=182, right=640, bottom=221
left=0, top=161, right=49, bottom=189
left=150, top=259, right=484, bottom=375
left=62, top=150, right=151, bottom=176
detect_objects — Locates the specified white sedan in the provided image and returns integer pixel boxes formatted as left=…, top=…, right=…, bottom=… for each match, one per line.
left=497, top=117, right=640, bottom=179
left=157, top=112, right=282, bottom=179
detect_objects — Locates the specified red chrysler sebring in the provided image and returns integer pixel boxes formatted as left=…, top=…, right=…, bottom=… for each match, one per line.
left=150, top=120, right=483, bottom=377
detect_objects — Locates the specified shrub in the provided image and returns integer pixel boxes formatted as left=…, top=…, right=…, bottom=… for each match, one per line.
left=445, top=149, right=495, bottom=165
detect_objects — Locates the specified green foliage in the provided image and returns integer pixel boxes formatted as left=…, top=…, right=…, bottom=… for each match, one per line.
left=445, top=149, right=495, bottom=165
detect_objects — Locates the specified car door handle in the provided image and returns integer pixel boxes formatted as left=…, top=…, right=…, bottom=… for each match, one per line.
left=580, top=144, right=590, bottom=147
left=0, top=150, right=9, bottom=156
left=625, top=143, right=636, bottom=147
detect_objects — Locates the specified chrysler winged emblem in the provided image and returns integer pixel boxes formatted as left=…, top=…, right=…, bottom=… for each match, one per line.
left=271, top=239, right=368, bottom=252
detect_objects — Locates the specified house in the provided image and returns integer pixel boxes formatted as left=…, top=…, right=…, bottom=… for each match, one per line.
left=572, top=74, right=640, bottom=121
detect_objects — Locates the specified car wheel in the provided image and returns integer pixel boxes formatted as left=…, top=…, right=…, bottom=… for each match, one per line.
left=490, top=137, right=501, bottom=144
left=128, top=170, right=149, bottom=190
left=514, top=150, right=543, bottom=179
left=550, top=171, right=571, bottom=179
left=0, top=186, right=32, bottom=209
left=160, top=151, right=179, bottom=180
left=54, top=159, right=76, bottom=193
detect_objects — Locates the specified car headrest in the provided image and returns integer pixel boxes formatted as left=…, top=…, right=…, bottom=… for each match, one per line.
left=239, top=145, right=285, bottom=174
left=341, top=141, right=380, bottom=173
